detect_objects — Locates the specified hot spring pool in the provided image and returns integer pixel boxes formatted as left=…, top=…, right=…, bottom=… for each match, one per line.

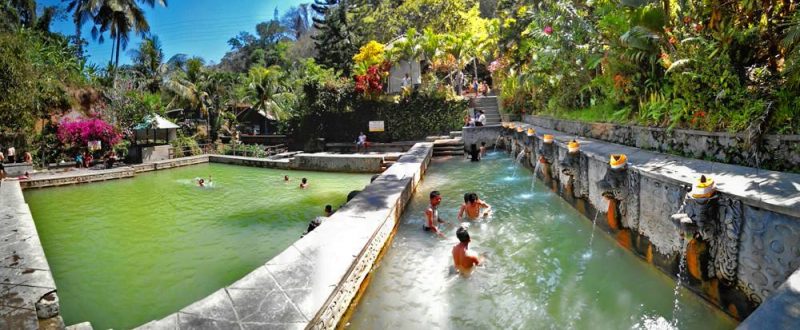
left=24, top=163, right=371, bottom=329
left=348, top=152, right=736, bottom=329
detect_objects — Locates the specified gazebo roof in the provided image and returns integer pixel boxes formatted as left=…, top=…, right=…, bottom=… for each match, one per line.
left=134, top=114, right=180, bottom=130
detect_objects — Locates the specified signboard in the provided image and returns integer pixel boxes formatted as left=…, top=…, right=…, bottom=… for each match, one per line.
left=369, top=121, right=385, bottom=132
left=88, top=140, right=102, bottom=151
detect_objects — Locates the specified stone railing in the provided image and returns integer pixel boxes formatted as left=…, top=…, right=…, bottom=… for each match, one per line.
left=464, top=123, right=800, bottom=323
left=523, top=115, right=800, bottom=172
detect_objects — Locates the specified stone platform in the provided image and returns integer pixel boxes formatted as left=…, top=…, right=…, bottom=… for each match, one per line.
left=0, top=180, right=63, bottom=329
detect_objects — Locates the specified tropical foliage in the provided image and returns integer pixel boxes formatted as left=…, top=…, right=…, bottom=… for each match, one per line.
left=493, top=0, right=799, bottom=134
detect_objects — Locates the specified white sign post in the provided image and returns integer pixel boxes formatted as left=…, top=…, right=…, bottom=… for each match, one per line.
left=368, top=121, right=385, bottom=132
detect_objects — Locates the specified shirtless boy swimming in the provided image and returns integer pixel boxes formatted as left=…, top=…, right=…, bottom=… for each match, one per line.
left=452, top=226, right=481, bottom=274
left=424, top=191, right=446, bottom=237
left=458, top=192, right=492, bottom=220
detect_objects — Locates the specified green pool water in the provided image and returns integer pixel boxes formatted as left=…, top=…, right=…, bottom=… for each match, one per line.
left=349, top=152, right=737, bottom=329
left=24, top=163, right=371, bottom=329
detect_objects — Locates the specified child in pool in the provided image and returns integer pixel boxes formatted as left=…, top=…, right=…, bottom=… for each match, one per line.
left=458, top=192, right=492, bottom=220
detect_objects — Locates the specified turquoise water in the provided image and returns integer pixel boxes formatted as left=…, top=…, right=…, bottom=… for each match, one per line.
left=24, top=163, right=371, bottom=329
left=349, top=152, right=736, bottom=329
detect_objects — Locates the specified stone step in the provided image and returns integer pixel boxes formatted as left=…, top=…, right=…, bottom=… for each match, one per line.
left=434, top=145, right=464, bottom=152
left=384, top=155, right=400, bottom=162
left=433, top=151, right=465, bottom=157
left=433, top=141, right=464, bottom=147
left=449, top=131, right=463, bottom=138
left=425, top=135, right=453, bottom=142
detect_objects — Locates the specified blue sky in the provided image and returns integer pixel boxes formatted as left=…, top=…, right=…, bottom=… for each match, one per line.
left=43, top=0, right=308, bottom=65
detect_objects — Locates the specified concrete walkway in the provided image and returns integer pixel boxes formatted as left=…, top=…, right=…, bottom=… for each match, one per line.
left=0, top=180, right=62, bottom=328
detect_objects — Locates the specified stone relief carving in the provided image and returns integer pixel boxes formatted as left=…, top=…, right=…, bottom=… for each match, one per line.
left=623, top=170, right=640, bottom=230
left=736, top=205, right=800, bottom=305
left=706, top=196, right=743, bottom=285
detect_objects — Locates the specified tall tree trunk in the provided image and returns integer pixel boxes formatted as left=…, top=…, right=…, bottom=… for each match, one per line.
left=75, top=23, right=83, bottom=57
left=115, top=35, right=122, bottom=69
left=109, top=38, right=115, bottom=67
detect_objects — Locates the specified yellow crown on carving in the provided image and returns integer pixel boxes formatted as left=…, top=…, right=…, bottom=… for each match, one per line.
left=609, top=154, right=627, bottom=169
left=568, top=140, right=580, bottom=153
left=516, top=126, right=524, bottom=133
left=526, top=128, right=535, bottom=136
left=543, top=134, right=554, bottom=143
left=692, top=175, right=716, bottom=198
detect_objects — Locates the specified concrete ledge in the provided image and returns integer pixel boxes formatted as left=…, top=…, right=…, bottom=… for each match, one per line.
left=208, top=154, right=292, bottom=170
left=20, top=167, right=135, bottom=189
left=136, top=143, right=433, bottom=329
left=132, top=155, right=209, bottom=173
left=3, top=163, right=33, bottom=177
left=291, top=153, right=385, bottom=173
left=0, top=180, right=63, bottom=328
left=524, top=115, right=800, bottom=172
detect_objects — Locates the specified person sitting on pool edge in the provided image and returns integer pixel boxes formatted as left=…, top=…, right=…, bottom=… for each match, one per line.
left=452, top=225, right=481, bottom=275
left=424, top=190, right=446, bottom=237
left=300, top=177, right=308, bottom=189
left=458, top=192, right=492, bottom=220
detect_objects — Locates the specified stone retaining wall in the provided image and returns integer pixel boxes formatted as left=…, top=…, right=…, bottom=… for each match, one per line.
left=464, top=123, right=800, bottom=323
left=21, top=167, right=135, bottom=189
left=0, top=180, right=64, bottom=329
left=4, top=163, right=34, bottom=177
left=132, top=155, right=209, bottom=173
left=462, top=125, right=504, bottom=151
left=523, top=115, right=800, bottom=172
left=291, top=153, right=385, bottom=173
left=136, top=143, right=433, bottom=329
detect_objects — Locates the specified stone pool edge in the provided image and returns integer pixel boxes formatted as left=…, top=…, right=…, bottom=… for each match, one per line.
left=20, top=153, right=389, bottom=189
left=134, top=143, right=433, bottom=329
left=0, top=180, right=64, bottom=329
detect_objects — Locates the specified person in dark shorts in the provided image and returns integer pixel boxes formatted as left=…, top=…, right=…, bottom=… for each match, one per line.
left=424, top=191, right=446, bottom=237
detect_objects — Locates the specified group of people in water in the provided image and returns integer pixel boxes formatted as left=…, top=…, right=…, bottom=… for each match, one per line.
left=425, top=190, right=491, bottom=274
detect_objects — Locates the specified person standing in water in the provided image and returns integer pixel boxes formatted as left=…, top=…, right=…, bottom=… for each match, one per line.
left=197, top=178, right=205, bottom=187
left=284, top=175, right=289, bottom=182
left=452, top=225, right=481, bottom=274
left=458, top=192, right=492, bottom=220
left=424, top=191, right=446, bottom=237
left=300, top=177, right=308, bottom=189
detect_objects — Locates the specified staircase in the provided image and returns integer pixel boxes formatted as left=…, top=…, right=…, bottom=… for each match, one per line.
left=473, top=96, right=501, bottom=125
left=429, top=131, right=465, bottom=158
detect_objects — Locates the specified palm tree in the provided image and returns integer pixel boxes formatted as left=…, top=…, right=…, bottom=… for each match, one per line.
left=246, top=66, right=295, bottom=122
left=65, top=0, right=98, bottom=55
left=90, top=0, right=167, bottom=71
left=129, top=35, right=165, bottom=92
left=389, top=28, right=423, bottom=81
left=164, top=56, right=208, bottom=118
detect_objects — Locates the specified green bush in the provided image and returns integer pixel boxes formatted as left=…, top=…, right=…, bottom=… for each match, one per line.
left=170, top=135, right=202, bottom=157
left=220, top=144, right=268, bottom=158
left=288, top=80, right=467, bottom=148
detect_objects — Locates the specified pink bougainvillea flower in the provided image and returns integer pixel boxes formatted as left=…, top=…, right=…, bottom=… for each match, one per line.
left=544, top=26, right=553, bottom=35
left=57, top=118, right=121, bottom=149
